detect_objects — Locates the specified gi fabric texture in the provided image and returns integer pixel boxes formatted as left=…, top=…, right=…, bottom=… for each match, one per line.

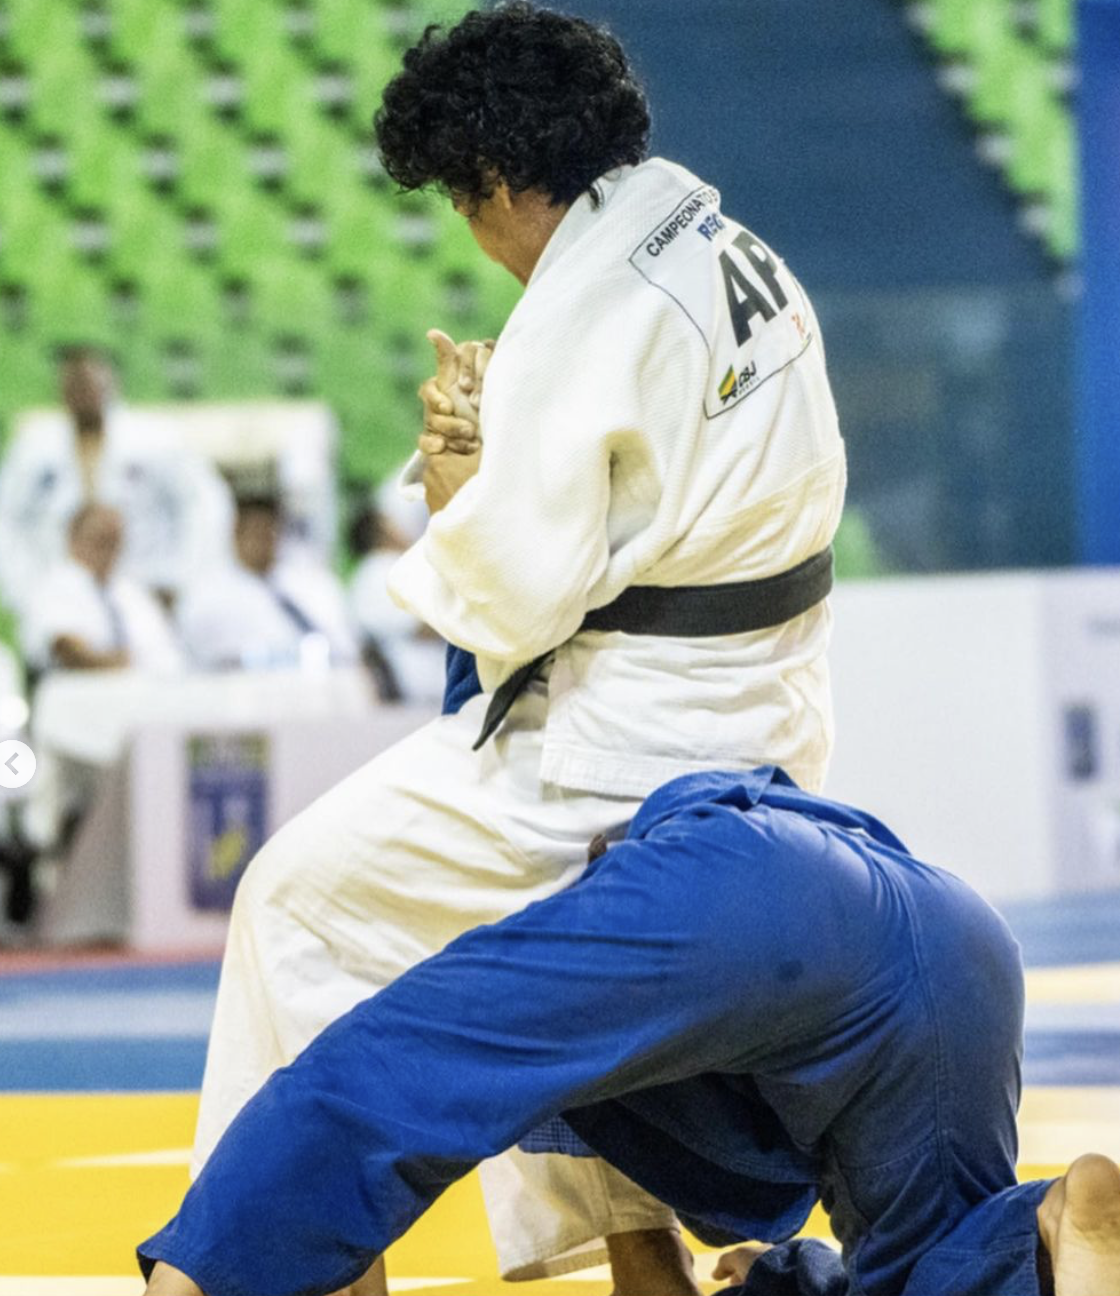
left=140, top=769, right=1052, bottom=1296
left=191, top=157, right=846, bottom=1278
left=390, top=158, right=847, bottom=797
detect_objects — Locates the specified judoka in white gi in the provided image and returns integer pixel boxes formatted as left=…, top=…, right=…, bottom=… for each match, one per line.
left=22, top=503, right=183, bottom=677
left=138, top=769, right=1120, bottom=1296
left=0, top=345, right=231, bottom=612
left=21, top=501, right=184, bottom=854
left=177, top=496, right=359, bottom=672
left=182, top=5, right=846, bottom=1292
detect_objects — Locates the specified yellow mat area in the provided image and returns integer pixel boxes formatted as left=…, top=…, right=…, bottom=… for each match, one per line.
left=0, top=1092, right=1091, bottom=1294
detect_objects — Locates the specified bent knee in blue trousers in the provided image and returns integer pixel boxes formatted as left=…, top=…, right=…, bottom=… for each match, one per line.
left=138, top=769, right=1046, bottom=1296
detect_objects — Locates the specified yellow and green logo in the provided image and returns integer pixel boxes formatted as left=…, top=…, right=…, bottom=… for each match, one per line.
left=718, top=365, right=737, bottom=403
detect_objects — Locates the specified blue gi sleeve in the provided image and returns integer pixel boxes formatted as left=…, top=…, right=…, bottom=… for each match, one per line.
left=738, top=1240, right=847, bottom=1296
left=441, top=643, right=481, bottom=715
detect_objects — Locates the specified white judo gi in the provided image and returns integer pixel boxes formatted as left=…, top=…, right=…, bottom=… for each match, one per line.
left=22, top=558, right=183, bottom=677
left=177, top=558, right=359, bottom=671
left=0, top=406, right=232, bottom=613
left=20, top=557, right=184, bottom=851
left=194, top=158, right=846, bottom=1279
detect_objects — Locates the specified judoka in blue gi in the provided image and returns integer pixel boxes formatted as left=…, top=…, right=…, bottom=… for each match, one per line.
left=139, top=763, right=1120, bottom=1296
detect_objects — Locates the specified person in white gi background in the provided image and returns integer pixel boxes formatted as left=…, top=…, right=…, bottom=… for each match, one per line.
left=0, top=344, right=232, bottom=615
left=20, top=501, right=183, bottom=887
left=177, top=495, right=358, bottom=672
left=167, top=6, right=848, bottom=1296
left=22, top=502, right=182, bottom=677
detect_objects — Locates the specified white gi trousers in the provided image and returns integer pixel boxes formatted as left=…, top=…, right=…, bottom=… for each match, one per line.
left=192, top=685, right=676, bottom=1279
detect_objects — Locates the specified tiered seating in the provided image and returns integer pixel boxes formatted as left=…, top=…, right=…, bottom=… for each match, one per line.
left=0, top=0, right=519, bottom=484
left=905, top=0, right=1078, bottom=259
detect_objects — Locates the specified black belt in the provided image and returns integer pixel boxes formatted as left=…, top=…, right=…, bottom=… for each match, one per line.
left=473, top=547, right=833, bottom=750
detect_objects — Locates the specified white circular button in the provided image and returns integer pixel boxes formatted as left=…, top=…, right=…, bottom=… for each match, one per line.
left=0, top=740, right=36, bottom=789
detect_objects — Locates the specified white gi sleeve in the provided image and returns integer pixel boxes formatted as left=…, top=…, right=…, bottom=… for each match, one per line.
left=388, top=300, right=707, bottom=666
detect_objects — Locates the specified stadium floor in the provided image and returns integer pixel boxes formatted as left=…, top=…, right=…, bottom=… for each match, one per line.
left=1, top=890, right=1119, bottom=1295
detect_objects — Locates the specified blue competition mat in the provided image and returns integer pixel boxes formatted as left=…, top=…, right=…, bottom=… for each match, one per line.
left=0, top=960, right=219, bottom=1091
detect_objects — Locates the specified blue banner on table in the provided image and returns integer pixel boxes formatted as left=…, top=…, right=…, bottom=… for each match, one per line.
left=187, top=734, right=269, bottom=911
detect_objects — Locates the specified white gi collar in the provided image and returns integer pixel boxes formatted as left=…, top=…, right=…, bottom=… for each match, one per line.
left=527, top=164, right=635, bottom=288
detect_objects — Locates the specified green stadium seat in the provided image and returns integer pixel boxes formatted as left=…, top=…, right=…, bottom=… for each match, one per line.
left=1003, top=53, right=1066, bottom=195
left=0, top=137, right=77, bottom=269
left=28, top=252, right=115, bottom=347
left=964, top=28, right=1029, bottom=128
left=209, top=0, right=267, bottom=58
left=249, top=255, right=334, bottom=335
left=205, top=327, right=274, bottom=399
left=317, top=328, right=416, bottom=478
left=207, top=187, right=290, bottom=276
left=141, top=255, right=224, bottom=333
left=0, top=126, right=32, bottom=220
left=109, top=0, right=170, bottom=62
left=177, top=125, right=250, bottom=206
left=1036, top=0, right=1074, bottom=55
left=66, top=124, right=145, bottom=212
left=925, top=0, right=1010, bottom=60
left=0, top=333, right=56, bottom=414
left=283, top=122, right=356, bottom=204
left=5, top=0, right=75, bottom=64
left=1039, top=115, right=1078, bottom=260
left=238, top=33, right=314, bottom=136
left=314, top=1, right=398, bottom=105
left=1045, top=187, right=1078, bottom=261
left=135, top=14, right=218, bottom=135
left=24, top=38, right=99, bottom=136
left=98, top=185, right=183, bottom=278
left=326, top=188, right=398, bottom=277
left=115, top=340, right=175, bottom=402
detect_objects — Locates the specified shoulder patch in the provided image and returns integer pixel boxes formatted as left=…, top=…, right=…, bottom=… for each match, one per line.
left=630, top=188, right=814, bottom=420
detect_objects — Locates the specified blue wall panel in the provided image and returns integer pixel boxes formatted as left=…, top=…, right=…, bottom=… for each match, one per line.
left=1077, top=0, right=1120, bottom=563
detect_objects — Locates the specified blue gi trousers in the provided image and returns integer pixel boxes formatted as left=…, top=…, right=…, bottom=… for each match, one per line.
left=138, top=768, right=1051, bottom=1296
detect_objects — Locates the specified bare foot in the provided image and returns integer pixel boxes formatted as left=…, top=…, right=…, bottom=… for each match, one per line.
left=607, top=1227, right=703, bottom=1296
left=1038, top=1154, right=1120, bottom=1296
left=712, top=1243, right=772, bottom=1286
left=145, top=1262, right=205, bottom=1295
left=145, top=1254, right=387, bottom=1296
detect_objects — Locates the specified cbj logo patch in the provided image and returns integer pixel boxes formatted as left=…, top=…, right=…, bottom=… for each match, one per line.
left=718, top=361, right=759, bottom=404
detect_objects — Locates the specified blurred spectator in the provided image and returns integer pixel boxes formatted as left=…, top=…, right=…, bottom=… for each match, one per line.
left=178, top=495, right=358, bottom=670
left=21, top=502, right=183, bottom=676
left=348, top=500, right=445, bottom=704
left=0, top=343, right=233, bottom=613
left=14, top=502, right=183, bottom=924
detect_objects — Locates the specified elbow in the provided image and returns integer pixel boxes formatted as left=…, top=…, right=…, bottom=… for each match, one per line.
left=447, top=581, right=586, bottom=664
left=457, top=541, right=595, bottom=659
left=401, top=537, right=596, bottom=663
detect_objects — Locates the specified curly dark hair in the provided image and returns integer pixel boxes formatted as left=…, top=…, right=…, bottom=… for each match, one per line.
left=374, top=2, right=651, bottom=208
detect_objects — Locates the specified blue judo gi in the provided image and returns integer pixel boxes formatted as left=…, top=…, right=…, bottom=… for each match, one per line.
left=138, top=768, right=1052, bottom=1296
